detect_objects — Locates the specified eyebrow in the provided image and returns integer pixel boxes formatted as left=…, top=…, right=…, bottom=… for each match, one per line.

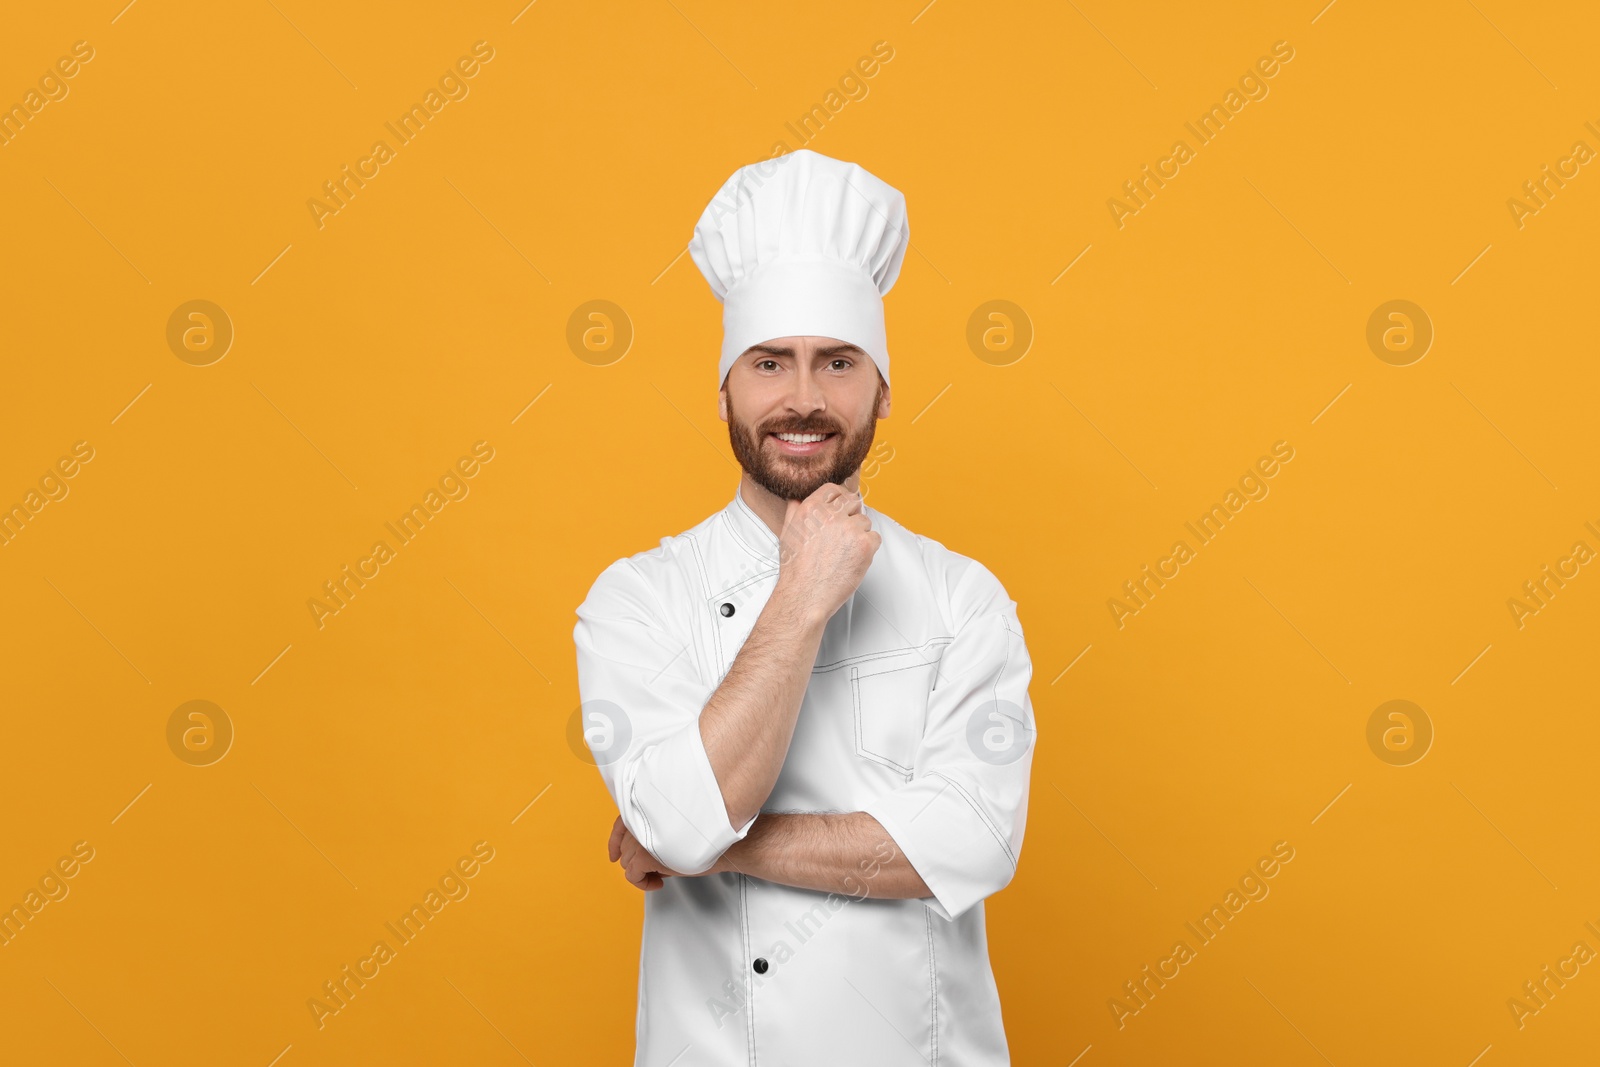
left=745, top=342, right=866, bottom=358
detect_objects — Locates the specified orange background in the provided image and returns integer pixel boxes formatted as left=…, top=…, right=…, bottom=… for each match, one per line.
left=2, top=1, right=1597, bottom=1064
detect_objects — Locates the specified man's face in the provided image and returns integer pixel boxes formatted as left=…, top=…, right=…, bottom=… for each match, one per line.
left=720, top=335, right=890, bottom=501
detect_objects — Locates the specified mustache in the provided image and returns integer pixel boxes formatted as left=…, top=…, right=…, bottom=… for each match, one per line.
left=762, top=420, right=841, bottom=435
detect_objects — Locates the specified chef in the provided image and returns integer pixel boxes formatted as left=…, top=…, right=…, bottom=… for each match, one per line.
left=573, top=148, right=1037, bottom=1066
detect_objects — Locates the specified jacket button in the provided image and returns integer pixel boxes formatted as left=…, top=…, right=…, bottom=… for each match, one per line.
left=752, top=957, right=768, bottom=974
left=719, top=602, right=735, bottom=617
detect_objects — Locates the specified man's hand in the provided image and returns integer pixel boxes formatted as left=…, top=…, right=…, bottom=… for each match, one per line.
left=609, top=814, right=705, bottom=890
left=775, top=483, right=880, bottom=624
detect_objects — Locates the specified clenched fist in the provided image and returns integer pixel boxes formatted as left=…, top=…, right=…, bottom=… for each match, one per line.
left=775, top=482, right=880, bottom=623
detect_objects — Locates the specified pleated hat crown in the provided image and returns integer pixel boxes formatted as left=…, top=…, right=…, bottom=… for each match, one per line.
left=688, top=149, right=910, bottom=390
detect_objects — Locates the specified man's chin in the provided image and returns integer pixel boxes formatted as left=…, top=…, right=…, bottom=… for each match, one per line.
left=746, top=463, right=834, bottom=501
left=759, top=476, right=827, bottom=502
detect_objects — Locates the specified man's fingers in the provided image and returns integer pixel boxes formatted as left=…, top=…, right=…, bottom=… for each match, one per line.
left=619, top=834, right=652, bottom=875
left=801, top=484, right=859, bottom=520
left=623, top=853, right=667, bottom=891
left=626, top=868, right=664, bottom=892
left=608, top=815, right=625, bottom=862
left=616, top=831, right=678, bottom=890
left=821, top=486, right=856, bottom=514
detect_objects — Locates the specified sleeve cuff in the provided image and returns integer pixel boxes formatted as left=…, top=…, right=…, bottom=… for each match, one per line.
left=633, top=720, right=755, bottom=874
left=863, top=773, right=1016, bottom=922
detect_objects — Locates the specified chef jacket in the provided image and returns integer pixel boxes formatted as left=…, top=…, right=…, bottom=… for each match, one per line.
left=573, top=483, right=1037, bottom=1066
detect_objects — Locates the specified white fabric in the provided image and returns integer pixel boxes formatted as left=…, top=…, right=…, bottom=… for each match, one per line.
left=573, top=485, right=1036, bottom=1066
left=688, top=149, right=911, bottom=390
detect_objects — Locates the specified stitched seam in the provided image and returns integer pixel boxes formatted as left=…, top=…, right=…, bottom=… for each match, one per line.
left=812, top=637, right=954, bottom=675
left=741, top=875, right=757, bottom=1066
left=725, top=501, right=778, bottom=566
left=682, top=532, right=727, bottom=682
left=708, top=567, right=780, bottom=602
left=991, top=613, right=1013, bottom=730
left=927, top=770, right=1017, bottom=870
left=858, top=659, right=942, bottom=681
left=926, top=906, right=940, bottom=1065
left=629, top=779, right=656, bottom=860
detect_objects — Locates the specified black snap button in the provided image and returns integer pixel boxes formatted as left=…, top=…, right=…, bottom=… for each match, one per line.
left=752, top=957, right=768, bottom=974
left=719, top=602, right=735, bottom=617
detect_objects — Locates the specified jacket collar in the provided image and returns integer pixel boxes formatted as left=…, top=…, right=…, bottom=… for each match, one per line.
left=725, top=481, right=781, bottom=565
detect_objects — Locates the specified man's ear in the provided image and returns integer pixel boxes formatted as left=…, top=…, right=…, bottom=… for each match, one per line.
left=718, top=386, right=729, bottom=422
left=877, top=380, right=891, bottom=419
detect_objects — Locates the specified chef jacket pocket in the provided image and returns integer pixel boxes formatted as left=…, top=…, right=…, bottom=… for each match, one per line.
left=850, top=649, right=939, bottom=778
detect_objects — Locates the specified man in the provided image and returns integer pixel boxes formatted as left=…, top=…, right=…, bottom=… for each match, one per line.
left=573, top=148, right=1036, bottom=1065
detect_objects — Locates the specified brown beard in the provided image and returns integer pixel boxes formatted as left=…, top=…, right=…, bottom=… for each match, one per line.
left=726, top=380, right=883, bottom=501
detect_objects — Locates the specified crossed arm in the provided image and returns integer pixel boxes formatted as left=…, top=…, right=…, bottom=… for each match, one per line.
left=608, top=809, right=931, bottom=897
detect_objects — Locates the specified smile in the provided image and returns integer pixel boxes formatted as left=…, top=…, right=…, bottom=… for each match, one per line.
left=769, top=432, right=836, bottom=456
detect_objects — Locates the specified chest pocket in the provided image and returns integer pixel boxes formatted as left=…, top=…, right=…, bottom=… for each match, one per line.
left=848, top=645, right=947, bottom=779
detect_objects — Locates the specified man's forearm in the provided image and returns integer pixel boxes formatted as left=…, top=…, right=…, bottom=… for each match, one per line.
left=698, top=582, right=828, bottom=830
left=714, top=811, right=932, bottom=900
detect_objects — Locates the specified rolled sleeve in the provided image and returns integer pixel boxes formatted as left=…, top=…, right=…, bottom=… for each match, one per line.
left=862, top=560, right=1036, bottom=922
left=574, top=558, right=755, bottom=875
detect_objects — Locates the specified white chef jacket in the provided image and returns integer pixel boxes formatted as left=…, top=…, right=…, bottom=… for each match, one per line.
left=573, top=483, right=1036, bottom=1066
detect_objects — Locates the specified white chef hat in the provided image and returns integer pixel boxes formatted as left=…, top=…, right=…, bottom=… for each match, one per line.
left=688, top=148, right=910, bottom=391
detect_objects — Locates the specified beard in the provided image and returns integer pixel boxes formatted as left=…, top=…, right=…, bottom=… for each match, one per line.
left=726, top=380, right=883, bottom=501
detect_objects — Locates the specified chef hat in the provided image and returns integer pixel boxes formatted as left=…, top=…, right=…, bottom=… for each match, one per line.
left=688, top=148, right=910, bottom=391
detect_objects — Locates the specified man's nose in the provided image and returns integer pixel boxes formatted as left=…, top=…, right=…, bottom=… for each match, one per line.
left=786, top=367, right=826, bottom=413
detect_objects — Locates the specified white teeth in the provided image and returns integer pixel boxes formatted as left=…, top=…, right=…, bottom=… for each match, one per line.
left=775, top=433, right=828, bottom=443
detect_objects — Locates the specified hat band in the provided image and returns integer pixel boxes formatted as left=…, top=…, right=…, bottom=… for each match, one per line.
left=719, top=257, right=889, bottom=389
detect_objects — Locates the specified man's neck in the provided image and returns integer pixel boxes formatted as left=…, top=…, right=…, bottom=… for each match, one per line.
left=739, top=471, right=862, bottom=541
